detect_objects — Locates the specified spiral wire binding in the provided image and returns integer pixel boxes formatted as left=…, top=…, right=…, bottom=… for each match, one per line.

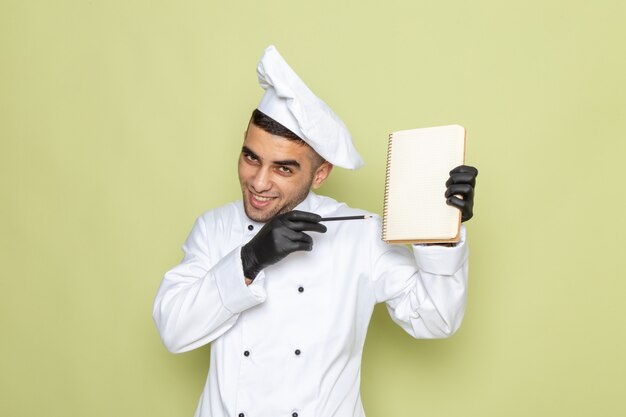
left=381, top=132, right=394, bottom=241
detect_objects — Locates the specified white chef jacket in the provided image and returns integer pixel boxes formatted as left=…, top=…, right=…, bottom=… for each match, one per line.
left=153, top=191, right=469, bottom=417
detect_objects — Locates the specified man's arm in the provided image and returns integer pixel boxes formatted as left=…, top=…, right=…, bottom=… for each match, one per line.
left=371, top=165, right=477, bottom=337
left=372, top=225, right=469, bottom=338
left=152, top=214, right=266, bottom=353
left=153, top=210, right=327, bottom=351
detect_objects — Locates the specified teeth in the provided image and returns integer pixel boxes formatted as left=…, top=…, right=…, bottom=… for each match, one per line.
left=253, top=195, right=273, bottom=202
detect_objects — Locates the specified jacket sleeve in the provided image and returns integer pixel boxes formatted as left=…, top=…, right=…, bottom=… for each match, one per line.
left=152, top=215, right=267, bottom=353
left=371, top=224, right=469, bottom=338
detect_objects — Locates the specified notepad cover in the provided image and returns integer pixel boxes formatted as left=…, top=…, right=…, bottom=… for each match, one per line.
left=382, top=125, right=466, bottom=244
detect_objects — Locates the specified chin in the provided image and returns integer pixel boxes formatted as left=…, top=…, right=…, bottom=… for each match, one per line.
left=243, top=202, right=279, bottom=223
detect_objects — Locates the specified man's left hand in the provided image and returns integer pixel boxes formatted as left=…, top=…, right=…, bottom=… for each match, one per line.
left=445, top=165, right=478, bottom=222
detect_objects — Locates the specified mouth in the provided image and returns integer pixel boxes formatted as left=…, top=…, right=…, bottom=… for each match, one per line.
left=248, top=190, right=278, bottom=209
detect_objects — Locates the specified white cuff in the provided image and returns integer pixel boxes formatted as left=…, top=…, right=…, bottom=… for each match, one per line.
left=412, top=225, right=469, bottom=275
left=213, top=247, right=267, bottom=314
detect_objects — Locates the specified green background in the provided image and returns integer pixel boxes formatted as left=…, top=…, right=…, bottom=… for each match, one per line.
left=1, top=0, right=624, bottom=416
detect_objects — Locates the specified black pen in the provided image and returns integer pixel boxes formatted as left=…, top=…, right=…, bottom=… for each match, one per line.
left=319, top=215, right=373, bottom=222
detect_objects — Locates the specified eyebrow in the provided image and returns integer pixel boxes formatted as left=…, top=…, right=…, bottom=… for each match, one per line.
left=274, top=159, right=301, bottom=169
left=241, top=146, right=301, bottom=170
left=241, top=146, right=259, bottom=160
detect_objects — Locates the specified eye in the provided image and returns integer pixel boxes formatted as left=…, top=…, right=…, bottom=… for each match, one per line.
left=277, top=166, right=293, bottom=175
left=243, top=152, right=259, bottom=163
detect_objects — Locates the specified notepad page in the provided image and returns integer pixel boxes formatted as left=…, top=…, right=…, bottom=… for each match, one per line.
left=384, top=125, right=465, bottom=242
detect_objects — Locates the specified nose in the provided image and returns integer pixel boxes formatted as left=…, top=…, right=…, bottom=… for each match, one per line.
left=251, top=166, right=272, bottom=193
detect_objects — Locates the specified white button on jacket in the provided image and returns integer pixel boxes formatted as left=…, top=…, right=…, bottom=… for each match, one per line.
left=153, top=192, right=469, bottom=417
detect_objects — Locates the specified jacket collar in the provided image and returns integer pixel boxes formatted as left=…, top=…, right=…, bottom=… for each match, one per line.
left=293, top=191, right=320, bottom=213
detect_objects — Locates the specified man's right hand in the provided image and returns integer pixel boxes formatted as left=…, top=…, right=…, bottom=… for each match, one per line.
left=241, top=210, right=327, bottom=281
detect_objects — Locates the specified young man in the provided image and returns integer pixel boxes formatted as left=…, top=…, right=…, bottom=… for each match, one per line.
left=153, top=45, right=478, bottom=417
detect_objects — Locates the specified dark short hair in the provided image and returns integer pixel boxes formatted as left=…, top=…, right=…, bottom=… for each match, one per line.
left=250, top=109, right=303, bottom=142
left=249, top=108, right=326, bottom=168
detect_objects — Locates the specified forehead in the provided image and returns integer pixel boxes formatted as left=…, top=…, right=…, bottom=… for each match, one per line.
left=243, top=123, right=313, bottom=162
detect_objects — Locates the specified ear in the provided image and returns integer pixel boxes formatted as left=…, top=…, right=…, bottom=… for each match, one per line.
left=311, top=161, right=333, bottom=189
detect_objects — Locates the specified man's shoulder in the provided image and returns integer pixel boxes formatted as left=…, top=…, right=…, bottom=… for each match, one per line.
left=196, top=200, right=244, bottom=229
left=312, top=193, right=378, bottom=219
left=312, top=194, right=383, bottom=246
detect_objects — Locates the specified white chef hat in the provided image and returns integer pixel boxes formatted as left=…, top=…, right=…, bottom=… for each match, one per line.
left=256, top=45, right=364, bottom=170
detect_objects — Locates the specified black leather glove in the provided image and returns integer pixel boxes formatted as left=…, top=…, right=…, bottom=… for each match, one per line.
left=445, top=165, right=478, bottom=222
left=241, top=210, right=327, bottom=280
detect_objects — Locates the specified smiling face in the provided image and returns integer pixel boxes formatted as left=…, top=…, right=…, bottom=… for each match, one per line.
left=238, top=122, right=333, bottom=223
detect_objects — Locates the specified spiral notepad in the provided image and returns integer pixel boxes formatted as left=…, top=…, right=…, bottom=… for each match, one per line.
left=382, top=125, right=466, bottom=244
